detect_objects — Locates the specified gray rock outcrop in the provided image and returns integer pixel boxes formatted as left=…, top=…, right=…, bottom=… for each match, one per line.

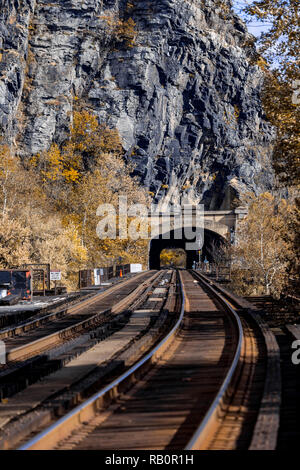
left=0, top=0, right=274, bottom=209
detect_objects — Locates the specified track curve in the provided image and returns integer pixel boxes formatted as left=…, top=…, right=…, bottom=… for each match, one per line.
left=19, top=269, right=244, bottom=450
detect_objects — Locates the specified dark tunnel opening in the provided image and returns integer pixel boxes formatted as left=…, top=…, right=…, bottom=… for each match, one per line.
left=148, top=228, right=226, bottom=270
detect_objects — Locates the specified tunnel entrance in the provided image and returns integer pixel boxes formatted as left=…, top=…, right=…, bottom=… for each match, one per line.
left=160, top=248, right=187, bottom=268
left=149, top=228, right=226, bottom=270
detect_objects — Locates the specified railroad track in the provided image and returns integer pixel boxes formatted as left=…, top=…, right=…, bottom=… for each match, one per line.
left=0, top=270, right=179, bottom=448
left=17, top=269, right=273, bottom=450
left=1, top=271, right=158, bottom=364
left=0, top=271, right=163, bottom=400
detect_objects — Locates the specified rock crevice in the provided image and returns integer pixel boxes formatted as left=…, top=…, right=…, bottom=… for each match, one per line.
left=0, top=0, right=274, bottom=209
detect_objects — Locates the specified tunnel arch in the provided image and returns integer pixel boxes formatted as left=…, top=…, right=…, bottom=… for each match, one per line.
left=148, top=227, right=226, bottom=270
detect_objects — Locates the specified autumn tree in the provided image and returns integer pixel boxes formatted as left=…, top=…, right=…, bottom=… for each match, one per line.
left=35, top=111, right=123, bottom=205
left=34, top=110, right=150, bottom=271
left=278, top=189, right=300, bottom=294
left=0, top=214, right=31, bottom=268
left=100, top=15, right=137, bottom=47
left=160, top=249, right=187, bottom=268
left=229, top=193, right=294, bottom=296
left=0, top=144, right=39, bottom=216
left=243, top=0, right=300, bottom=186
left=28, top=215, right=88, bottom=291
left=73, top=151, right=150, bottom=267
left=116, top=18, right=137, bottom=47
left=0, top=110, right=150, bottom=288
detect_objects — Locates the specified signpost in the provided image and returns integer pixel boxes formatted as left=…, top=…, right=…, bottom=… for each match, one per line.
left=50, top=271, right=61, bottom=295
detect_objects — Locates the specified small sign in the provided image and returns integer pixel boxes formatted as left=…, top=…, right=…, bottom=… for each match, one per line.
left=130, top=264, right=142, bottom=273
left=94, top=269, right=101, bottom=286
left=50, top=271, right=61, bottom=281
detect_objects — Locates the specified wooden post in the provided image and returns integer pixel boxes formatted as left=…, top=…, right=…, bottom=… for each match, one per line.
left=46, top=264, right=51, bottom=290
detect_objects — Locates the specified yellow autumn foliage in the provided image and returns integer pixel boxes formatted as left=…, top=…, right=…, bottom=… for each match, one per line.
left=100, top=15, right=137, bottom=47
left=0, top=110, right=150, bottom=290
left=244, top=0, right=300, bottom=186
left=228, top=192, right=297, bottom=297
left=160, top=249, right=186, bottom=268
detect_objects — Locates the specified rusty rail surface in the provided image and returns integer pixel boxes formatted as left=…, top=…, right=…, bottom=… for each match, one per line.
left=18, top=271, right=185, bottom=450
left=185, top=270, right=243, bottom=449
left=189, top=270, right=281, bottom=451
left=18, top=269, right=246, bottom=451
left=4, top=271, right=160, bottom=363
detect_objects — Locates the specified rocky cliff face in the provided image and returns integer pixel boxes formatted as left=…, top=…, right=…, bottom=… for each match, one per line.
left=0, top=0, right=274, bottom=209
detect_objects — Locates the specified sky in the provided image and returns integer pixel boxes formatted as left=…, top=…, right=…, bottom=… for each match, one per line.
left=232, top=0, right=272, bottom=37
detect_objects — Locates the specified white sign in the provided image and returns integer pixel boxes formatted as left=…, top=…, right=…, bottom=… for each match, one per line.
left=0, top=289, right=7, bottom=299
left=50, top=271, right=61, bottom=281
left=94, top=269, right=100, bottom=286
left=130, top=264, right=142, bottom=273
left=94, top=268, right=105, bottom=285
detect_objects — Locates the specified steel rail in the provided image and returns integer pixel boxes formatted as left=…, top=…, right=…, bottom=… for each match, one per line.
left=5, top=271, right=159, bottom=363
left=18, top=269, right=243, bottom=451
left=0, top=271, right=151, bottom=341
left=185, top=270, right=243, bottom=450
left=18, top=271, right=185, bottom=450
